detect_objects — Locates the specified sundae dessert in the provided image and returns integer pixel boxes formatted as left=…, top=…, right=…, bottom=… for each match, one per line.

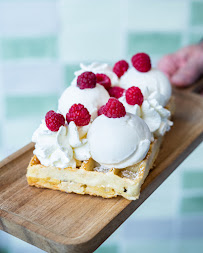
left=27, top=52, right=174, bottom=200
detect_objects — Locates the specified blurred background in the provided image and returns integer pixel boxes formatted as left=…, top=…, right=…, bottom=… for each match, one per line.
left=0, top=0, right=203, bottom=252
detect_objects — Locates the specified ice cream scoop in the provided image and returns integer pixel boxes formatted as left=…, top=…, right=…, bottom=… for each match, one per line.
left=120, top=67, right=172, bottom=106
left=88, top=114, right=151, bottom=169
left=58, top=84, right=110, bottom=120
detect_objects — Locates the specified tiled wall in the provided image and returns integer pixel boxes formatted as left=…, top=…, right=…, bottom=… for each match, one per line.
left=0, top=0, right=203, bottom=252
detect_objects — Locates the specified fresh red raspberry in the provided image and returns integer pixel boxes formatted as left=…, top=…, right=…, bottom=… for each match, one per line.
left=102, top=98, right=126, bottom=118
left=96, top=73, right=111, bottom=90
left=131, top=53, right=151, bottom=72
left=108, top=86, right=125, bottom=99
left=45, top=110, right=65, bottom=132
left=66, top=104, right=91, bottom=126
left=113, top=60, right=129, bottom=78
left=97, top=105, right=105, bottom=116
left=125, top=86, right=144, bottom=106
left=77, top=71, right=96, bottom=89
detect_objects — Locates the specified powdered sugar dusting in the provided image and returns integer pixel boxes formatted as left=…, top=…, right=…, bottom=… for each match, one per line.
left=93, top=166, right=110, bottom=173
left=121, top=170, right=138, bottom=180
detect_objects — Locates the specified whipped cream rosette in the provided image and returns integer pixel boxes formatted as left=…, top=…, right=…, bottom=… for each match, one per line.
left=119, top=86, right=173, bottom=136
left=32, top=109, right=91, bottom=169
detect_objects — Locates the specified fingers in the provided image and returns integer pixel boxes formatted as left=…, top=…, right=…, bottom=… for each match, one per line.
left=157, top=54, right=178, bottom=78
left=158, top=44, right=203, bottom=87
left=171, top=56, right=203, bottom=87
left=157, top=46, right=194, bottom=77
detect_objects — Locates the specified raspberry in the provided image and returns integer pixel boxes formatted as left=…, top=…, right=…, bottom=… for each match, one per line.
left=96, top=73, right=111, bottom=90
left=125, top=86, right=144, bottom=106
left=45, top=110, right=65, bottom=132
left=102, top=98, right=126, bottom=118
left=108, top=86, right=125, bottom=99
left=66, top=104, right=91, bottom=126
left=77, top=71, right=96, bottom=89
left=97, top=105, right=105, bottom=116
left=113, top=60, right=129, bottom=78
left=131, top=53, right=151, bottom=72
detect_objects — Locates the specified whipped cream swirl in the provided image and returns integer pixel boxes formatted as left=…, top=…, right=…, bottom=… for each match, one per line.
left=71, top=62, right=119, bottom=86
left=88, top=114, right=151, bottom=169
left=32, top=120, right=90, bottom=168
left=119, top=89, right=173, bottom=136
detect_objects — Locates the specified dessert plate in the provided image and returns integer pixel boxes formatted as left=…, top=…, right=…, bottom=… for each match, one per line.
left=1, top=87, right=203, bottom=253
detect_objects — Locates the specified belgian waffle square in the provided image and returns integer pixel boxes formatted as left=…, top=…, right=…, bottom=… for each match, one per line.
left=27, top=137, right=162, bottom=200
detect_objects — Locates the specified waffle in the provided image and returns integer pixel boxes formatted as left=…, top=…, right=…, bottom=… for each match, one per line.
left=27, top=97, right=174, bottom=200
left=27, top=136, right=163, bottom=200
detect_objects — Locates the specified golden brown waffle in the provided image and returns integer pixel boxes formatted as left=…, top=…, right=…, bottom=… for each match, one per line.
left=27, top=97, right=174, bottom=200
left=27, top=137, right=162, bottom=200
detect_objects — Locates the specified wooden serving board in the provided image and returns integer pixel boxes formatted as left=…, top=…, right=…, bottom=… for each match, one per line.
left=1, top=88, right=203, bottom=253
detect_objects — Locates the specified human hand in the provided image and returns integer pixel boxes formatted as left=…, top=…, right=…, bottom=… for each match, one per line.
left=158, top=42, right=203, bottom=87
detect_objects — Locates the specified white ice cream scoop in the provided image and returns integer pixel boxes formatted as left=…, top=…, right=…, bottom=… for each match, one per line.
left=120, top=67, right=172, bottom=106
left=58, top=84, right=110, bottom=120
left=88, top=113, right=151, bottom=169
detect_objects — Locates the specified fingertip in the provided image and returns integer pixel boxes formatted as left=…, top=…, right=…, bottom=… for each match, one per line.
left=157, top=54, right=178, bottom=77
left=157, top=62, right=173, bottom=78
left=171, top=75, right=191, bottom=87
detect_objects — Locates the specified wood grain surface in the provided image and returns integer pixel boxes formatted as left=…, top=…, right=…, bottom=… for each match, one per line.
left=0, top=88, right=203, bottom=253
